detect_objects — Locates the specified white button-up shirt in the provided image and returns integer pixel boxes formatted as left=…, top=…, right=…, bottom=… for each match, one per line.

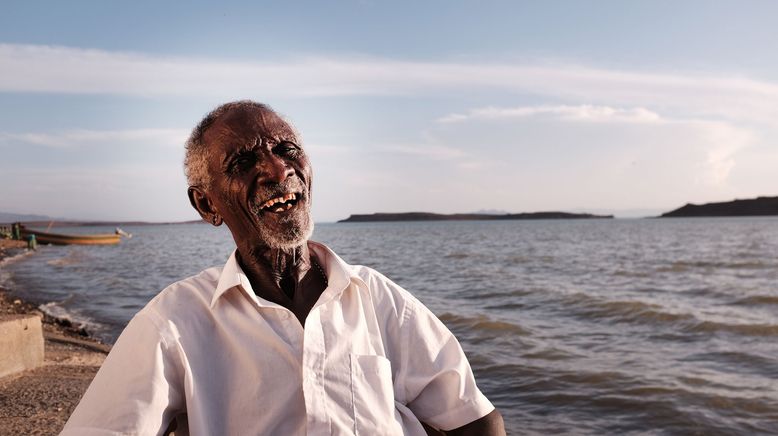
left=62, top=241, right=494, bottom=435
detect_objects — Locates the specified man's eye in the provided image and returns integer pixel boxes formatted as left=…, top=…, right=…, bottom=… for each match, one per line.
left=231, top=154, right=255, bottom=172
left=275, top=142, right=300, bottom=158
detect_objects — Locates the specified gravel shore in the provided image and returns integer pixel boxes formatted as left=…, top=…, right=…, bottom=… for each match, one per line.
left=0, top=242, right=109, bottom=435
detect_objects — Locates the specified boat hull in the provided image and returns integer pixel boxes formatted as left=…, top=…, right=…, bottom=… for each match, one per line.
left=20, top=229, right=121, bottom=246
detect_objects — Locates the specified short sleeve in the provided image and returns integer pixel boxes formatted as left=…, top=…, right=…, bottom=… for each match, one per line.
left=398, top=298, right=494, bottom=431
left=60, top=310, right=185, bottom=436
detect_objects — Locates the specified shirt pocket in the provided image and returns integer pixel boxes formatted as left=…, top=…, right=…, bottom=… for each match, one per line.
left=349, top=354, right=401, bottom=435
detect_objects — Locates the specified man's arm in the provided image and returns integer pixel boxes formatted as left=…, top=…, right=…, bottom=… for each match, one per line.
left=390, top=292, right=505, bottom=433
left=422, top=410, right=505, bottom=436
left=61, top=311, right=184, bottom=435
left=443, top=409, right=506, bottom=436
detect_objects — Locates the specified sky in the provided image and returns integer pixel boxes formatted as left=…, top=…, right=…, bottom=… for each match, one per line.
left=1, top=1, right=777, bottom=222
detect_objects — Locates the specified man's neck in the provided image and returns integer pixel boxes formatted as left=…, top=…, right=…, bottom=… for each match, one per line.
left=236, top=242, right=312, bottom=305
left=235, top=241, right=328, bottom=326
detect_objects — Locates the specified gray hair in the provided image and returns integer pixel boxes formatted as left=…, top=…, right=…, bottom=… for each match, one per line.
left=183, top=100, right=275, bottom=189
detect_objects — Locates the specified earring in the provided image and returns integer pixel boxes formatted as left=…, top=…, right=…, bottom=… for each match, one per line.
left=211, top=215, right=221, bottom=226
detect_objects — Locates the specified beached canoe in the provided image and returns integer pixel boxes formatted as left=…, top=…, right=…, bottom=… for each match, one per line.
left=19, top=227, right=121, bottom=246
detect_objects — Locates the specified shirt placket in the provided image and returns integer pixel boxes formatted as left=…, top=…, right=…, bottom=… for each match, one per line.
left=302, top=306, right=329, bottom=435
left=274, top=308, right=304, bottom=352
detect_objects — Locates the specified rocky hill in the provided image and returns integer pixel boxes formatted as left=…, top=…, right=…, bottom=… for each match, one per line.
left=660, top=196, right=778, bottom=217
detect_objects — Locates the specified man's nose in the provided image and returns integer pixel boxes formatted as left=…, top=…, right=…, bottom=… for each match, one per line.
left=259, top=154, right=294, bottom=184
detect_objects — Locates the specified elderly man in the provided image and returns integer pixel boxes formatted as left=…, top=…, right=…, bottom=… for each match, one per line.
left=62, top=101, right=505, bottom=435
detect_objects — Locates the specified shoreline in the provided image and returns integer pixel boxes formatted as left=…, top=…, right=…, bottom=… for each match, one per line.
left=0, top=241, right=109, bottom=435
left=0, top=241, right=107, bottom=342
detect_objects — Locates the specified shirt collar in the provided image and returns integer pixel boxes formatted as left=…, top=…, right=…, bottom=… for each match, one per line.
left=210, top=241, right=363, bottom=309
left=308, top=240, right=367, bottom=308
left=211, top=250, right=250, bottom=308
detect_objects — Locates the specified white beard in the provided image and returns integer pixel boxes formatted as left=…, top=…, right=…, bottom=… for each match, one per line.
left=256, top=208, right=314, bottom=249
left=249, top=176, right=314, bottom=249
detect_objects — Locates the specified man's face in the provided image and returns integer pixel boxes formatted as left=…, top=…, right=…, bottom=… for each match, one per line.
left=202, top=107, right=313, bottom=250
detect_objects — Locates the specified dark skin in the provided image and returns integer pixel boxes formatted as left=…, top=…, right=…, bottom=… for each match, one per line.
left=188, top=106, right=505, bottom=436
left=188, top=106, right=325, bottom=324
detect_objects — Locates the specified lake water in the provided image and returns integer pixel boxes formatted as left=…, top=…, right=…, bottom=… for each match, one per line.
left=3, top=218, right=778, bottom=434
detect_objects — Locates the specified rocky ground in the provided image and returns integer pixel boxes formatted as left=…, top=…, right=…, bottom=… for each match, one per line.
left=0, top=243, right=109, bottom=435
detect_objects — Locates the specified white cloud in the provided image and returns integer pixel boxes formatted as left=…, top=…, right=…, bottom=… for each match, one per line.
left=422, top=107, right=757, bottom=210
left=433, top=105, right=755, bottom=192
left=1, top=43, right=775, bottom=220
left=2, top=43, right=778, bottom=125
left=437, top=105, right=662, bottom=124
left=375, top=144, right=467, bottom=159
left=0, top=128, right=189, bottom=148
left=691, top=121, right=754, bottom=187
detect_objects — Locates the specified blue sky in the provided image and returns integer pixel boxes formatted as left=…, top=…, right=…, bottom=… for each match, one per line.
left=1, top=1, right=777, bottom=222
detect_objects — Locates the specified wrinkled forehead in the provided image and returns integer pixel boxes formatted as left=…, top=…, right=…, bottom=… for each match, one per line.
left=204, top=106, right=298, bottom=148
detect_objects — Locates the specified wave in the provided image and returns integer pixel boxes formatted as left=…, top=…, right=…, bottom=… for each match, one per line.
left=505, top=255, right=531, bottom=264
left=38, top=296, right=105, bottom=337
left=656, top=260, right=776, bottom=273
left=499, top=363, right=778, bottom=433
left=438, top=312, right=532, bottom=336
left=460, top=288, right=535, bottom=301
left=611, top=269, right=652, bottom=278
left=46, top=247, right=87, bottom=266
left=521, top=348, right=580, bottom=362
left=483, top=302, right=527, bottom=311
left=565, top=293, right=778, bottom=337
left=685, top=320, right=778, bottom=337
left=0, top=250, right=35, bottom=288
left=0, top=248, right=34, bottom=268
left=566, top=293, right=695, bottom=325
left=732, top=294, right=778, bottom=306
left=681, top=351, right=778, bottom=378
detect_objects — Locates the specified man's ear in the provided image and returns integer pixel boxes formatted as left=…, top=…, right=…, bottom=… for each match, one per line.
left=188, top=186, right=222, bottom=226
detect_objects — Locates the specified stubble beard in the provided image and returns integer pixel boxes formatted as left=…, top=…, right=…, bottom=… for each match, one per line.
left=249, top=178, right=314, bottom=250
left=255, top=202, right=314, bottom=250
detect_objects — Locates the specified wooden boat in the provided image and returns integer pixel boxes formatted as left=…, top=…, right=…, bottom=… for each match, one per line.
left=19, top=227, right=121, bottom=246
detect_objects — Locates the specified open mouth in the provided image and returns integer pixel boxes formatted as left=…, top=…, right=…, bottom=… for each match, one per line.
left=257, top=192, right=301, bottom=214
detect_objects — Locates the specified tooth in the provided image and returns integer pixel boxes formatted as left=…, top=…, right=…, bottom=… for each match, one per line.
left=274, top=206, right=284, bottom=212
left=286, top=203, right=292, bottom=210
left=290, top=193, right=296, bottom=200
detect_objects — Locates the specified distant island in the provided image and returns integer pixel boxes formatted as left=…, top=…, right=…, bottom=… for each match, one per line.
left=660, top=196, right=778, bottom=218
left=338, top=211, right=613, bottom=223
